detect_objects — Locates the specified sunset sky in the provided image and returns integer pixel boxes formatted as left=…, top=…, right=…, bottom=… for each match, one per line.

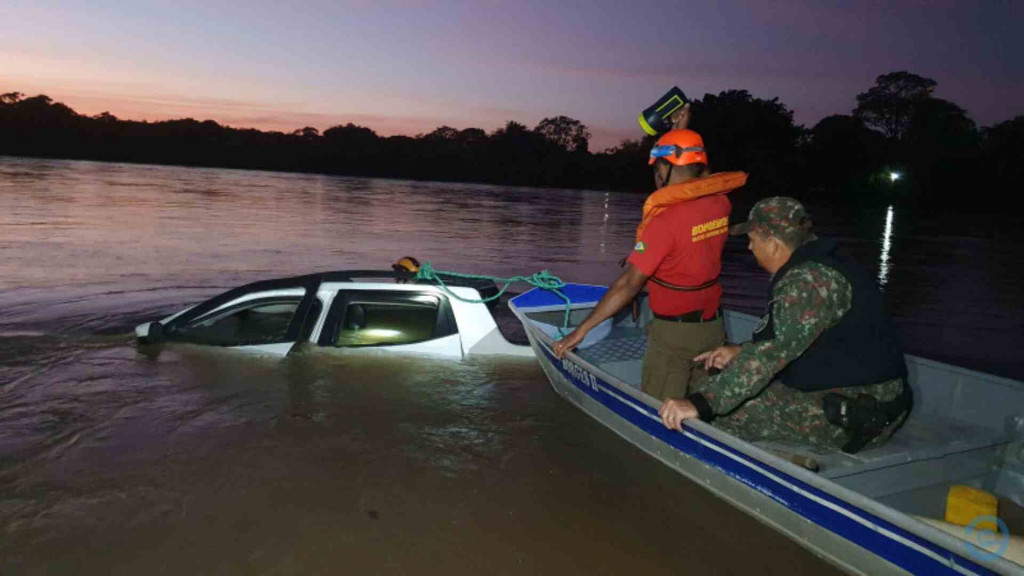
left=2, top=0, right=1021, bottom=150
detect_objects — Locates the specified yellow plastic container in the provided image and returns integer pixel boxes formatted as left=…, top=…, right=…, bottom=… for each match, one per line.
left=945, top=485, right=998, bottom=530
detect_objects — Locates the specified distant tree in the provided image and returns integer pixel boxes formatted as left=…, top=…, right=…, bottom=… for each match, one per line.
left=690, top=89, right=803, bottom=192
left=534, top=115, right=591, bottom=153
left=410, top=126, right=464, bottom=179
left=0, top=86, right=1009, bottom=201
left=490, top=120, right=546, bottom=153
left=292, top=126, right=320, bottom=138
left=486, top=121, right=553, bottom=185
left=899, top=97, right=979, bottom=195
left=15, top=95, right=79, bottom=129
left=323, top=122, right=378, bottom=143
left=421, top=126, right=460, bottom=141
left=19, top=94, right=52, bottom=107
left=320, top=123, right=382, bottom=174
left=596, top=137, right=655, bottom=191
left=804, top=114, right=887, bottom=186
left=454, top=127, right=488, bottom=153
left=905, top=98, right=977, bottom=152
left=603, top=138, right=650, bottom=161
left=854, top=71, right=937, bottom=141
left=982, top=116, right=1024, bottom=186
left=458, top=127, right=487, bottom=142
left=493, top=120, right=530, bottom=139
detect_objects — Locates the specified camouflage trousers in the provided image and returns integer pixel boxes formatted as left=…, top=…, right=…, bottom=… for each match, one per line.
left=707, top=377, right=907, bottom=451
left=642, top=317, right=725, bottom=401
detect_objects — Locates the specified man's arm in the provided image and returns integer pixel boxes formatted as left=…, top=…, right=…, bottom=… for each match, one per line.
left=680, top=264, right=853, bottom=420
left=552, top=264, right=648, bottom=358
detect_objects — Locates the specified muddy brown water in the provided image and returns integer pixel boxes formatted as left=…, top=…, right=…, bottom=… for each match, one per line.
left=2, top=156, right=1021, bottom=574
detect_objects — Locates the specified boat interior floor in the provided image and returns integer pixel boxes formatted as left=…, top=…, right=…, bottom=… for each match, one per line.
left=575, top=325, right=648, bottom=386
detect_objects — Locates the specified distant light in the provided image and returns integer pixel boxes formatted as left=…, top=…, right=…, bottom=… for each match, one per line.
left=889, top=171, right=901, bottom=182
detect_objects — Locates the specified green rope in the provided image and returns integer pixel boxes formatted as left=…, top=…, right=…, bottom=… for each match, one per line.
left=414, top=261, right=573, bottom=335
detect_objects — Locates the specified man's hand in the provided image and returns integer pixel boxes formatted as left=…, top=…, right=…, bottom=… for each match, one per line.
left=551, top=264, right=649, bottom=360
left=552, top=328, right=587, bottom=359
left=659, top=398, right=698, bottom=432
left=670, top=103, right=691, bottom=130
left=694, top=344, right=742, bottom=372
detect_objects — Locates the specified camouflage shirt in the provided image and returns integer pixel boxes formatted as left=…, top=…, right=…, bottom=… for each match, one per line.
left=701, top=261, right=852, bottom=415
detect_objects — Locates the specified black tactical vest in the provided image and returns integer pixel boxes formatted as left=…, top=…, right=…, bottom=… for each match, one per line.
left=751, top=239, right=907, bottom=392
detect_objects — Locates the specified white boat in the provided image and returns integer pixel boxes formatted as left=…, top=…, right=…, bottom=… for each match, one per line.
left=136, top=270, right=532, bottom=358
left=509, top=284, right=1024, bottom=575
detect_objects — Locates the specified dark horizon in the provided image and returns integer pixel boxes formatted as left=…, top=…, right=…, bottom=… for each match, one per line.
left=2, top=70, right=1022, bottom=213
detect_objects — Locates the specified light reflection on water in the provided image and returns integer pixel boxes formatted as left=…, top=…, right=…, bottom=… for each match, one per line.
left=878, top=204, right=895, bottom=287
left=1, top=156, right=1022, bottom=573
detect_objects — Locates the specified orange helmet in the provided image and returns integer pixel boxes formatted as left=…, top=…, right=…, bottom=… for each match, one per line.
left=648, top=129, right=708, bottom=166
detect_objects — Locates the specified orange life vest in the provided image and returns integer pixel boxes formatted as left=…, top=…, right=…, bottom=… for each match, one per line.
left=635, top=171, right=748, bottom=242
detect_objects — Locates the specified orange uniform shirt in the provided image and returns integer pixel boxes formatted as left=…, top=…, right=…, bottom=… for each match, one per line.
left=627, top=195, right=731, bottom=317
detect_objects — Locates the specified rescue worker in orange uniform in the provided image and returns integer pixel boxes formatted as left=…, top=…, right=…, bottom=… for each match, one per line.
left=553, top=121, right=747, bottom=400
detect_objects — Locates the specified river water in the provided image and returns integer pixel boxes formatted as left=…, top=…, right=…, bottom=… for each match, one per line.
left=1, top=156, right=1021, bottom=575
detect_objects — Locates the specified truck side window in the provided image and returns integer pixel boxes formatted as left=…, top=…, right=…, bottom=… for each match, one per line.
left=177, top=298, right=301, bottom=346
left=336, top=297, right=440, bottom=347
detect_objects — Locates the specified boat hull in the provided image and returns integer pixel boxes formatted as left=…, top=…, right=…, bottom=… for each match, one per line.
left=518, top=318, right=1014, bottom=575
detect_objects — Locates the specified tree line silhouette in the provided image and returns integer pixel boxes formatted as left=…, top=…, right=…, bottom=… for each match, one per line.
left=1, top=71, right=1020, bottom=212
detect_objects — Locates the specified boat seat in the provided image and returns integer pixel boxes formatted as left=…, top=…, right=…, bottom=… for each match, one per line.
left=754, top=415, right=1011, bottom=499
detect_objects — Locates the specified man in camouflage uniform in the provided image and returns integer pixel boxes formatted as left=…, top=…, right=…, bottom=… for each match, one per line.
left=658, top=197, right=910, bottom=452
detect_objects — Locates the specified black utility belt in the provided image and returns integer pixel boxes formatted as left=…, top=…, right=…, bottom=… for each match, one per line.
left=822, top=382, right=912, bottom=454
left=653, top=308, right=722, bottom=323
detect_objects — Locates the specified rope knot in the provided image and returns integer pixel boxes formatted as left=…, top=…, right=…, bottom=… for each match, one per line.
left=409, top=261, right=572, bottom=333
left=413, top=261, right=435, bottom=281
